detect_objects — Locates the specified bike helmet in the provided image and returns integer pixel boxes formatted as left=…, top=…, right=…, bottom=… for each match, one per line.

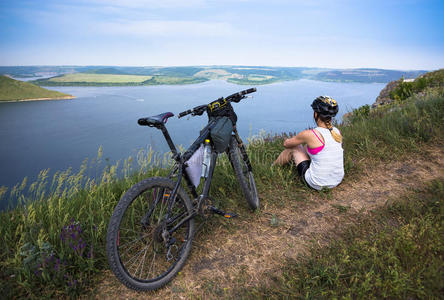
left=311, top=96, right=339, bottom=117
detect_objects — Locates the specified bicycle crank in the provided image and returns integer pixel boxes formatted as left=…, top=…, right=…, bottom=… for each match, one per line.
left=209, top=206, right=238, bottom=219
left=198, top=197, right=238, bottom=219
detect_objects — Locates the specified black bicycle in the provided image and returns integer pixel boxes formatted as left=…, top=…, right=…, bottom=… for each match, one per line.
left=106, top=88, right=259, bottom=291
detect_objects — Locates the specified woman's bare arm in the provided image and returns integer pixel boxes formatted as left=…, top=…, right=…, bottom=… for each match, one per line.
left=283, top=130, right=310, bottom=148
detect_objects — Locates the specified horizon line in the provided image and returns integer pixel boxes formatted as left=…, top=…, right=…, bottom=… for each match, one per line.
left=0, top=64, right=435, bottom=72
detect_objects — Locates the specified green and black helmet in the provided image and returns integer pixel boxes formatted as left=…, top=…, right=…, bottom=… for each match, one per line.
left=311, top=96, right=339, bottom=117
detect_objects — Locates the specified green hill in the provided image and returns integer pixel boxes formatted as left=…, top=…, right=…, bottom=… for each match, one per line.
left=0, top=75, right=74, bottom=102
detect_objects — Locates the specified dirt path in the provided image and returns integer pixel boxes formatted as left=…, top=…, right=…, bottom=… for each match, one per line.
left=95, top=146, right=444, bottom=299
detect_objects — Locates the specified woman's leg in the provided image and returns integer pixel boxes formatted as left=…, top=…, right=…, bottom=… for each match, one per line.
left=291, top=145, right=310, bottom=165
left=273, top=149, right=293, bottom=166
left=274, top=145, right=309, bottom=166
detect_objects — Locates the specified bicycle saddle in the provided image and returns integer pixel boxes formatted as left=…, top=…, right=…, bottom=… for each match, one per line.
left=138, top=112, right=174, bottom=127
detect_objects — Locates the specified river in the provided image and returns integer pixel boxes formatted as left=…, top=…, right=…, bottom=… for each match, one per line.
left=0, top=79, right=384, bottom=209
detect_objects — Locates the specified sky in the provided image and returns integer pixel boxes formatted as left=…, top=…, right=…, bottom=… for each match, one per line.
left=0, top=0, right=443, bottom=69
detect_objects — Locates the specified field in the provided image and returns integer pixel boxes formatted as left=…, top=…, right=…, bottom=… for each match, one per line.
left=46, top=73, right=153, bottom=83
left=33, top=73, right=208, bottom=86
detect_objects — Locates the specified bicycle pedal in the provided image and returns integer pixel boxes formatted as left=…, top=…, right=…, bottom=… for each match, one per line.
left=222, top=213, right=238, bottom=218
left=209, top=206, right=238, bottom=218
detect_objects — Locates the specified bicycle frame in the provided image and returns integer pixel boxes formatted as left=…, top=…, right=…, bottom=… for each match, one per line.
left=151, top=117, right=221, bottom=235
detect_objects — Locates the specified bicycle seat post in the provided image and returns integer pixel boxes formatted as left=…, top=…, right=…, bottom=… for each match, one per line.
left=158, top=124, right=178, bottom=159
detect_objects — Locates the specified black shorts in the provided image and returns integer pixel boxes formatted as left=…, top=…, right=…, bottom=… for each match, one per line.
left=296, top=160, right=310, bottom=186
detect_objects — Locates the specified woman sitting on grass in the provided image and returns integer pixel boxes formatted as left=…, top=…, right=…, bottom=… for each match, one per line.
left=274, top=96, right=344, bottom=190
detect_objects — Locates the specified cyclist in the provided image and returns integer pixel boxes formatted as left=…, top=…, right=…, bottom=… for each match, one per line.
left=273, top=96, right=344, bottom=190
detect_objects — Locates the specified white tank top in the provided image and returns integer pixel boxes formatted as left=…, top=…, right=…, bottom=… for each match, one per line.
left=304, top=127, right=344, bottom=190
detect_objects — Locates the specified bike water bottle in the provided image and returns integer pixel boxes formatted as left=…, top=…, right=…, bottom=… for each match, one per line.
left=201, top=139, right=211, bottom=178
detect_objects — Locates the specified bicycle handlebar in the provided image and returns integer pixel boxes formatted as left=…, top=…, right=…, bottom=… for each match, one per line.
left=178, top=105, right=207, bottom=118
left=178, top=88, right=256, bottom=118
left=226, top=87, right=256, bottom=102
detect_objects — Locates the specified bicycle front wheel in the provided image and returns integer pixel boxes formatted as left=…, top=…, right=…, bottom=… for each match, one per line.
left=229, top=137, right=260, bottom=210
left=106, top=177, right=195, bottom=291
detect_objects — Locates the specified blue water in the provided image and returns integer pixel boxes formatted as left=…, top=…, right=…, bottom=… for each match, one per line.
left=0, top=79, right=384, bottom=208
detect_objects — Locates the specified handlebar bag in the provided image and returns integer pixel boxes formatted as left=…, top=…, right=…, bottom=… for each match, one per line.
left=208, top=98, right=237, bottom=124
left=210, top=116, right=233, bottom=153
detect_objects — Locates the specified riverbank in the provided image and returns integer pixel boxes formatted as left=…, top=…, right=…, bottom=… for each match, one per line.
left=0, top=95, right=76, bottom=103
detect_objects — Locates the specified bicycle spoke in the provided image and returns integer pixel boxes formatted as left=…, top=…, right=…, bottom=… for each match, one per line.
left=135, top=243, right=150, bottom=278
left=114, top=184, right=192, bottom=282
left=148, top=250, right=157, bottom=279
left=119, top=232, right=152, bottom=256
left=126, top=244, right=151, bottom=273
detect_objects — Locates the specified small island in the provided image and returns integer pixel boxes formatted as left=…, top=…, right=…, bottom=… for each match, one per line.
left=0, top=75, right=75, bottom=102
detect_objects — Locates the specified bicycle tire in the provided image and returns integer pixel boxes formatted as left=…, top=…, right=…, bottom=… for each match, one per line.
left=228, top=137, right=260, bottom=210
left=106, top=177, right=195, bottom=291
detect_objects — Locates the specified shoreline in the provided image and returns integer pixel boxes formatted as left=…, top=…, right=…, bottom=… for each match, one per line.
left=0, top=95, right=75, bottom=103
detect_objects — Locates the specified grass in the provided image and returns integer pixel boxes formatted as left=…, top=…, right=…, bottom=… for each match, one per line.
left=244, top=178, right=444, bottom=299
left=0, top=75, right=73, bottom=101
left=227, top=76, right=281, bottom=85
left=0, top=89, right=443, bottom=297
left=340, top=92, right=444, bottom=176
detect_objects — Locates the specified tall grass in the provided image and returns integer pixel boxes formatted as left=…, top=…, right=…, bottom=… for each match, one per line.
left=390, top=69, right=444, bottom=101
left=340, top=93, right=444, bottom=175
left=0, top=147, right=171, bottom=297
left=0, top=93, right=443, bottom=298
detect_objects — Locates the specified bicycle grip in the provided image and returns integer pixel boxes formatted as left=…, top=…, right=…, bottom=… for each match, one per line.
left=228, top=88, right=257, bottom=101
left=178, top=109, right=191, bottom=118
left=243, top=88, right=257, bottom=95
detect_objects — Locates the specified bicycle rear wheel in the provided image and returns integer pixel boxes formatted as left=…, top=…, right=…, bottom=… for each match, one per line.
left=106, top=177, right=194, bottom=291
left=229, top=137, right=260, bottom=210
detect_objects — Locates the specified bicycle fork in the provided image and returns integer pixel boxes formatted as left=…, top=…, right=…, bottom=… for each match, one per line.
left=232, top=128, right=253, bottom=172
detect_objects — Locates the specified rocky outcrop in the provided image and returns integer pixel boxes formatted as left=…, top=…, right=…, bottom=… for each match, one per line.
left=372, top=79, right=402, bottom=108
